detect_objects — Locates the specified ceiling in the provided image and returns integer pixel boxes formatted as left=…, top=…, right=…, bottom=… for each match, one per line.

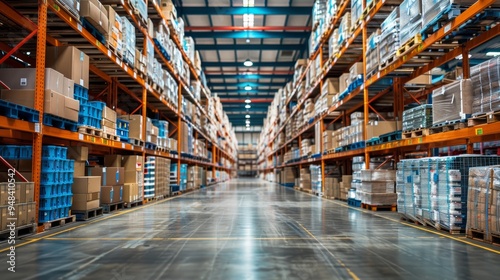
left=174, top=0, right=314, bottom=127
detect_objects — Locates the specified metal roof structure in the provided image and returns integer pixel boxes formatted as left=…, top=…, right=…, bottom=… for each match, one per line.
left=176, top=0, right=315, bottom=127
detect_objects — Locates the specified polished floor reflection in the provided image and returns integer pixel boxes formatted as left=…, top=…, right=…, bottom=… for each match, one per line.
left=2, top=179, right=500, bottom=279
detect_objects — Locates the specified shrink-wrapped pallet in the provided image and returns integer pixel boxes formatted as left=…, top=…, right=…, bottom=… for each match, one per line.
left=432, top=79, right=472, bottom=124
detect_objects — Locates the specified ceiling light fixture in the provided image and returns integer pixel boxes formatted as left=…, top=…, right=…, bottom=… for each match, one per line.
left=244, top=58, right=253, bottom=67
left=246, top=127, right=251, bottom=130
left=244, top=85, right=252, bottom=91
left=245, top=104, right=251, bottom=109
left=245, top=115, right=250, bottom=118
left=246, top=120, right=251, bottom=124
left=486, top=52, right=500, bottom=57
left=245, top=99, right=251, bottom=104
left=246, top=124, right=250, bottom=127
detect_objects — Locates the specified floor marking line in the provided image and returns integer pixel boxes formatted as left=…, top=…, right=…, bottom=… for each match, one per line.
left=319, top=196, right=500, bottom=255
left=0, top=185, right=217, bottom=253
left=297, top=222, right=361, bottom=280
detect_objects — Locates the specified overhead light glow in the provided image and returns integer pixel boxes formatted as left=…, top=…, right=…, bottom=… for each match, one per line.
left=245, top=115, right=250, bottom=118
left=246, top=124, right=250, bottom=127
left=244, top=85, right=252, bottom=91
left=243, top=13, right=254, bottom=28
left=486, top=52, right=500, bottom=57
left=246, top=38, right=250, bottom=43
left=246, top=120, right=250, bottom=124
left=244, top=59, right=253, bottom=67
left=245, top=99, right=251, bottom=104
left=243, top=0, right=254, bottom=7
left=455, top=54, right=472, bottom=60
left=245, top=104, right=251, bottom=109
left=246, top=127, right=251, bottom=130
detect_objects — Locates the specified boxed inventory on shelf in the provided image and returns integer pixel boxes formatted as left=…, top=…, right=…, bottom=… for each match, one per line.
left=471, top=57, right=500, bottom=115
left=80, top=0, right=109, bottom=36
left=46, top=46, right=90, bottom=88
left=72, top=176, right=101, bottom=210
left=432, top=79, right=472, bottom=124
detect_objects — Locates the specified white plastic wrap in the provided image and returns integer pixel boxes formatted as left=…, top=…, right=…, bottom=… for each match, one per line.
left=432, top=79, right=472, bottom=124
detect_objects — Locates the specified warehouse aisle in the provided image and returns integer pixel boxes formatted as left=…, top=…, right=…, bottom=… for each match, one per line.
left=3, top=179, right=500, bottom=280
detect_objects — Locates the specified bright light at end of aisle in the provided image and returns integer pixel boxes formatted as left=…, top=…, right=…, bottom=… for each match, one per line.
left=245, top=115, right=250, bottom=118
left=244, top=85, right=252, bottom=90
left=245, top=104, right=251, bottom=109
left=244, top=59, right=253, bottom=67
left=243, top=0, right=254, bottom=7
left=245, top=99, right=251, bottom=104
left=246, top=127, right=251, bottom=130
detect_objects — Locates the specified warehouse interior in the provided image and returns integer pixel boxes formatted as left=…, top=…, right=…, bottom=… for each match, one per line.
left=1, top=0, right=500, bottom=278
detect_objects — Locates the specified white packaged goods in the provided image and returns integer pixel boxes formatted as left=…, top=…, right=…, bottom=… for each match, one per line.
left=470, top=57, right=500, bottom=115
left=432, top=79, right=472, bottom=124
left=399, top=0, right=422, bottom=45
left=379, top=7, right=399, bottom=65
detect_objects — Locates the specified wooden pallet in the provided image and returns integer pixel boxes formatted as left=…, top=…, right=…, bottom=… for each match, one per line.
left=0, top=224, right=36, bottom=241
left=128, top=137, right=144, bottom=147
left=379, top=55, right=396, bottom=71
left=101, top=202, right=125, bottom=213
left=41, top=215, right=76, bottom=230
left=400, top=215, right=426, bottom=226
left=362, top=203, right=397, bottom=212
left=102, top=132, right=120, bottom=141
left=469, top=111, right=500, bottom=126
left=73, top=207, right=104, bottom=221
left=430, top=121, right=467, bottom=134
left=78, top=126, right=102, bottom=137
left=361, top=0, right=377, bottom=19
left=397, top=34, right=422, bottom=57
left=402, top=128, right=431, bottom=139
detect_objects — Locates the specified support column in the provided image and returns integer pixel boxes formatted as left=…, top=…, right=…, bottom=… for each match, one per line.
left=33, top=0, right=48, bottom=232
left=362, top=8, right=370, bottom=170
left=177, top=86, right=182, bottom=185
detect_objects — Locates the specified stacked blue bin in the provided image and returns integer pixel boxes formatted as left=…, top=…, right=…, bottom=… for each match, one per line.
left=75, top=84, right=105, bottom=129
left=116, top=118, right=130, bottom=142
left=171, top=164, right=188, bottom=191
left=39, top=145, right=74, bottom=223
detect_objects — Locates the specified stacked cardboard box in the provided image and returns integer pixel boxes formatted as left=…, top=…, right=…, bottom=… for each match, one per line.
left=354, top=170, right=397, bottom=206
left=119, top=115, right=143, bottom=141
left=340, top=175, right=352, bottom=200
left=87, top=167, right=124, bottom=205
left=300, top=168, right=311, bottom=190
left=154, top=157, right=171, bottom=197
left=102, top=106, right=117, bottom=136
left=0, top=182, right=36, bottom=231
left=80, top=0, right=109, bottom=37
left=471, top=57, right=500, bottom=115
left=105, top=5, right=122, bottom=56
left=0, top=68, right=80, bottom=122
left=188, top=166, right=203, bottom=190
left=104, top=155, right=144, bottom=203
left=121, top=16, right=136, bottom=67
left=72, top=176, right=101, bottom=211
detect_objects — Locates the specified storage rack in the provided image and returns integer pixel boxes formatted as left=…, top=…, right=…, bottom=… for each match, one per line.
left=0, top=0, right=237, bottom=232
left=237, top=146, right=258, bottom=177
left=258, top=0, right=499, bottom=189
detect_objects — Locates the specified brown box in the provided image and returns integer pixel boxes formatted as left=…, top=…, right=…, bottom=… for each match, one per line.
left=19, top=182, right=34, bottom=203
left=74, top=161, right=86, bottom=177
left=160, top=0, right=177, bottom=19
left=124, top=170, right=143, bottom=185
left=339, top=73, right=350, bottom=93
left=45, top=89, right=65, bottom=117
left=104, top=155, right=122, bottom=167
left=64, top=96, right=80, bottom=122
left=72, top=193, right=100, bottom=210
left=103, top=106, right=117, bottom=123
left=68, top=146, right=89, bottom=161
left=26, top=202, right=36, bottom=225
left=322, top=78, right=339, bottom=95
left=73, top=176, right=101, bottom=194
left=407, top=71, right=432, bottom=85
left=122, top=155, right=143, bottom=171
left=0, top=183, right=21, bottom=205
left=100, top=186, right=117, bottom=204
left=87, top=167, right=124, bottom=186
left=0, top=68, right=64, bottom=92
left=0, top=206, right=8, bottom=231
left=119, top=115, right=143, bottom=140
left=62, top=77, right=75, bottom=98
left=365, top=121, right=401, bottom=139
left=113, top=185, right=123, bottom=202
left=16, top=203, right=27, bottom=226
left=46, top=46, right=90, bottom=88
left=1, top=89, right=66, bottom=118
left=80, top=0, right=109, bottom=36
left=123, top=183, right=138, bottom=203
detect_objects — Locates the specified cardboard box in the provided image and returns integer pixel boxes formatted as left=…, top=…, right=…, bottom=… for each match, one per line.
left=1, top=89, right=67, bottom=119
left=407, top=71, right=432, bottom=85
left=100, top=186, right=115, bottom=204
left=20, top=182, right=34, bottom=203
left=46, top=46, right=90, bottom=88
left=365, top=121, right=401, bottom=139
left=104, top=155, right=122, bottom=167
left=103, top=106, right=117, bottom=123
left=160, top=0, right=177, bottom=19
left=0, top=68, right=65, bottom=92
left=120, top=115, right=143, bottom=140
left=64, top=96, right=80, bottom=122
left=62, top=77, right=75, bottom=98
left=72, top=193, right=100, bottom=210
left=73, top=176, right=101, bottom=194
left=0, top=206, right=8, bottom=231
left=349, top=62, right=364, bottom=82
left=87, top=167, right=124, bottom=186
left=123, top=183, right=139, bottom=203
left=45, top=89, right=65, bottom=117
left=16, top=203, right=27, bottom=226
left=26, top=202, right=36, bottom=224
left=113, top=185, right=123, bottom=202
left=80, top=0, right=109, bottom=36
left=0, top=183, right=21, bottom=205
left=124, top=170, right=143, bottom=185
left=74, top=161, right=86, bottom=177
left=322, top=78, right=339, bottom=95
left=122, top=155, right=143, bottom=171
left=339, top=73, right=350, bottom=93
left=68, top=146, right=89, bottom=161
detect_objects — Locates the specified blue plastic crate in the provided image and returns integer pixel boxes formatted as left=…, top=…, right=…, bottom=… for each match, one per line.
left=66, top=160, right=74, bottom=172
left=59, top=172, right=73, bottom=184
left=41, top=159, right=63, bottom=172
left=42, top=146, right=67, bottom=159
left=74, top=84, right=89, bottom=102
left=59, top=206, right=71, bottom=218
left=116, top=118, right=129, bottom=129
left=61, top=184, right=72, bottom=195
left=39, top=196, right=58, bottom=210
left=0, top=145, right=20, bottom=159
left=40, top=184, right=61, bottom=198
left=78, top=115, right=101, bottom=129
left=39, top=209, right=58, bottom=223
left=90, top=101, right=105, bottom=110
left=19, top=146, right=33, bottom=159
left=41, top=171, right=59, bottom=185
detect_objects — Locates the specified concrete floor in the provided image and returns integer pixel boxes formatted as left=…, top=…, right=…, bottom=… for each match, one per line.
left=2, top=178, right=500, bottom=279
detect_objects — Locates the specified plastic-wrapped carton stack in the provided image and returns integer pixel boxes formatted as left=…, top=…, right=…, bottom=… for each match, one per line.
left=366, top=30, right=380, bottom=78
left=432, top=79, right=472, bottom=125
left=300, top=168, right=311, bottom=190
left=329, top=28, right=340, bottom=57
left=337, top=12, right=351, bottom=46
left=402, top=104, right=433, bottom=131
left=310, top=165, right=322, bottom=195
left=121, top=17, right=136, bottom=67
left=355, top=170, right=397, bottom=206
left=379, top=7, right=399, bottom=67
left=399, top=0, right=422, bottom=46
left=471, top=57, right=500, bottom=115
left=351, top=0, right=362, bottom=29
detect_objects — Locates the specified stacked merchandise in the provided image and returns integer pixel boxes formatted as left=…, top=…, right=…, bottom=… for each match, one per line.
left=310, top=0, right=327, bottom=55
left=366, top=30, right=380, bottom=78
left=422, top=0, right=475, bottom=31
left=145, top=118, right=158, bottom=145
left=121, top=16, right=136, bottom=67
left=119, top=115, right=143, bottom=143
left=188, top=166, right=203, bottom=190
left=310, top=165, right=322, bottom=195
left=171, top=164, right=188, bottom=191
left=134, top=47, right=147, bottom=77
left=324, top=165, right=342, bottom=198
left=303, top=99, right=315, bottom=123
left=0, top=66, right=80, bottom=126
left=329, top=28, right=340, bottom=58
left=116, top=118, right=129, bottom=142
left=144, top=156, right=156, bottom=199
left=101, top=106, right=117, bottom=138
left=183, top=37, right=196, bottom=65
left=122, top=155, right=144, bottom=203
left=340, top=175, right=353, bottom=200
left=69, top=146, right=101, bottom=214
left=301, top=139, right=313, bottom=158
left=354, top=170, right=397, bottom=206
left=87, top=166, right=124, bottom=207
left=105, top=6, right=122, bottom=57
left=300, top=168, right=311, bottom=190
left=323, top=130, right=338, bottom=153
left=471, top=57, right=500, bottom=115
left=432, top=79, right=472, bottom=125
left=349, top=62, right=364, bottom=86
left=402, top=104, right=433, bottom=131
left=152, top=120, right=169, bottom=149
left=80, top=0, right=109, bottom=39
left=154, top=157, right=170, bottom=197
left=467, top=166, right=500, bottom=241
left=38, top=146, right=74, bottom=222
left=129, top=0, right=147, bottom=26
left=337, top=12, right=351, bottom=47
left=399, top=0, right=422, bottom=47
left=326, top=0, right=339, bottom=23
left=282, top=167, right=295, bottom=187
left=351, top=0, right=362, bottom=29
left=378, top=7, right=399, bottom=68
left=294, top=60, right=308, bottom=86
left=57, top=0, right=80, bottom=19
left=397, top=156, right=500, bottom=232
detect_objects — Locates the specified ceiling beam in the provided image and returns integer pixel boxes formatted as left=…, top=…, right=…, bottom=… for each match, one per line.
left=209, top=82, right=284, bottom=87
left=220, top=98, right=273, bottom=103
left=207, top=74, right=292, bottom=79
left=180, top=7, right=310, bottom=15
left=196, top=44, right=306, bottom=50
left=203, top=61, right=294, bottom=67
left=205, top=70, right=294, bottom=75
left=185, top=31, right=309, bottom=39
left=185, top=26, right=312, bottom=31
